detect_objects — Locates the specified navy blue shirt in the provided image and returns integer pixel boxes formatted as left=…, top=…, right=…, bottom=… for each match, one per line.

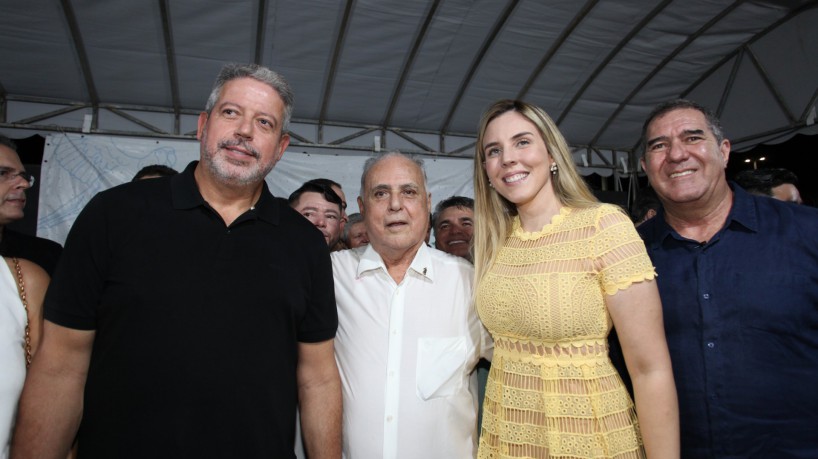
left=638, top=184, right=818, bottom=458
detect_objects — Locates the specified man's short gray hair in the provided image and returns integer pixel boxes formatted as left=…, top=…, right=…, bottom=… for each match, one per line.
left=205, top=63, right=294, bottom=133
left=360, top=151, right=428, bottom=195
left=641, top=99, right=725, bottom=156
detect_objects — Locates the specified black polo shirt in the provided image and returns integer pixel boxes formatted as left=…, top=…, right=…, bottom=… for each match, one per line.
left=45, top=161, right=337, bottom=459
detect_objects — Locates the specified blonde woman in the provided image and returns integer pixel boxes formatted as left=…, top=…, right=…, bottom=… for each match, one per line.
left=472, top=100, right=678, bottom=459
left=1, top=257, right=47, bottom=458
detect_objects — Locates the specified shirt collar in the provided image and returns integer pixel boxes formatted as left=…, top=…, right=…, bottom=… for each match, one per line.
left=642, top=181, right=758, bottom=248
left=727, top=181, right=759, bottom=233
left=356, top=242, right=434, bottom=281
left=170, top=160, right=280, bottom=225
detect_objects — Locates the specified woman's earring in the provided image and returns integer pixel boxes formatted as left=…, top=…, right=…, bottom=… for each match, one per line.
left=488, top=180, right=494, bottom=188
left=550, top=163, right=558, bottom=175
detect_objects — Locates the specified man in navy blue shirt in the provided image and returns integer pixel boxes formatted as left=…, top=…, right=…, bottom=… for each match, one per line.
left=637, top=99, right=818, bottom=458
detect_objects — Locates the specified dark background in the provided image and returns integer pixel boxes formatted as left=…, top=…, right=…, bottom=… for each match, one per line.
left=726, top=134, right=817, bottom=207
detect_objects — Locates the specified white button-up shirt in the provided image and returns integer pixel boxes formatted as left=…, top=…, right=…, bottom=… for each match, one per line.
left=332, top=244, right=492, bottom=459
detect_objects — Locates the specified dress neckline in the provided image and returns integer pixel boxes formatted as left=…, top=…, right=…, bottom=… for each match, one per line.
left=512, top=206, right=572, bottom=241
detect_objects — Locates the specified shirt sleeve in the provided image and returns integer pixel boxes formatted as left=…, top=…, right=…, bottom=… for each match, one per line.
left=44, top=191, right=114, bottom=330
left=297, top=240, right=339, bottom=343
left=593, top=204, right=656, bottom=296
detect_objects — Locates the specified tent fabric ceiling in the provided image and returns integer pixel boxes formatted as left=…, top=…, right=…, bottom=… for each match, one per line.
left=1, top=0, right=816, bottom=156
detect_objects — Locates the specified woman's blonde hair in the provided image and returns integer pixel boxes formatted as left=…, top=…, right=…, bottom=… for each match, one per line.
left=472, top=99, right=598, bottom=284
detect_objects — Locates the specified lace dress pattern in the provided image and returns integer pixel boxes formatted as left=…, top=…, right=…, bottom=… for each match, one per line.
left=476, top=204, right=656, bottom=459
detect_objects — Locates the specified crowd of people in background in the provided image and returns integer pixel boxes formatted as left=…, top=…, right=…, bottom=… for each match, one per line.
left=1, top=62, right=816, bottom=459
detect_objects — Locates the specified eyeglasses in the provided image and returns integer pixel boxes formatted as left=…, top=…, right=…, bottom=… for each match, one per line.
left=0, top=167, right=36, bottom=187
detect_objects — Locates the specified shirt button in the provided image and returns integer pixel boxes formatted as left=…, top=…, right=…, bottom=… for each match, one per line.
left=707, top=342, right=715, bottom=348
left=386, top=416, right=393, bottom=422
left=703, top=293, right=710, bottom=300
left=391, top=329, right=397, bottom=335
left=388, top=371, right=395, bottom=377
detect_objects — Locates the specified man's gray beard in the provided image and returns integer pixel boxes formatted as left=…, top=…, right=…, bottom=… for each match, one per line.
left=204, top=148, right=271, bottom=187
left=201, top=129, right=275, bottom=187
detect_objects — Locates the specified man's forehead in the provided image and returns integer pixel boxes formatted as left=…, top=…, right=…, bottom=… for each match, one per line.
left=650, top=108, right=707, bottom=132
left=440, top=206, right=473, bottom=220
left=217, top=78, right=284, bottom=116
left=370, top=180, right=422, bottom=190
left=443, top=205, right=473, bottom=215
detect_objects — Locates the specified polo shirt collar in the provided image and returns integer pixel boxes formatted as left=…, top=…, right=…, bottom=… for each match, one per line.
left=357, top=242, right=434, bottom=281
left=170, top=160, right=281, bottom=225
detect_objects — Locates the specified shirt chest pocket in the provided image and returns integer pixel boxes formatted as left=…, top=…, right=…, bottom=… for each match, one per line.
left=416, top=336, right=467, bottom=400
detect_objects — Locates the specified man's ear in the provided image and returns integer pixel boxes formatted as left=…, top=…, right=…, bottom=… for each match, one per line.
left=719, top=138, right=731, bottom=168
left=274, top=133, right=290, bottom=163
left=196, top=112, right=208, bottom=140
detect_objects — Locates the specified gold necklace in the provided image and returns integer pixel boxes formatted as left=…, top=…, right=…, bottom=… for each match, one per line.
left=12, top=257, right=32, bottom=368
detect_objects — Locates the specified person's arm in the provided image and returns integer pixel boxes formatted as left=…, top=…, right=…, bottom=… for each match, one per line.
left=11, top=321, right=95, bottom=459
left=297, top=339, right=342, bottom=459
left=607, top=280, right=679, bottom=459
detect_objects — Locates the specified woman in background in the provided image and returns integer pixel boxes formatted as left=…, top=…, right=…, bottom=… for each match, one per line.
left=472, top=99, right=678, bottom=459
left=1, top=257, right=47, bottom=458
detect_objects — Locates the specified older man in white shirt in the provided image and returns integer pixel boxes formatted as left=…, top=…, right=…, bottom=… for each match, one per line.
left=332, top=152, right=492, bottom=459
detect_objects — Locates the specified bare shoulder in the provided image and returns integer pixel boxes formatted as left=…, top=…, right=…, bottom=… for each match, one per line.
left=5, top=257, right=51, bottom=292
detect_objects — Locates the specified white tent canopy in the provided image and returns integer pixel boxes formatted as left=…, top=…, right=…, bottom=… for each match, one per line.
left=1, top=0, right=816, bottom=160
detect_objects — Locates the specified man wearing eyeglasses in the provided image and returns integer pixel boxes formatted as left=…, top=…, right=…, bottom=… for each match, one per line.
left=0, top=134, right=62, bottom=275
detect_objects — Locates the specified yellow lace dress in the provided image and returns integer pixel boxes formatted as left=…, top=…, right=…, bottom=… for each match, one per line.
left=476, top=204, right=656, bottom=459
